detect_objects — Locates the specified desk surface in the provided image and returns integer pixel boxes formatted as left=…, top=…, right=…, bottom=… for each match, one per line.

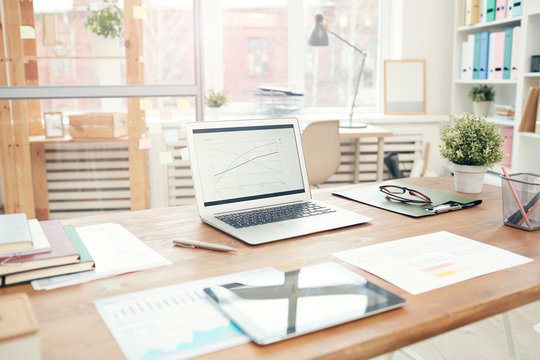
left=2, top=178, right=539, bottom=360
left=338, top=124, right=393, bottom=138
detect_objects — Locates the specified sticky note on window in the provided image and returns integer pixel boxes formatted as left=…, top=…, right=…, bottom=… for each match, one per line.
left=160, top=108, right=172, bottom=120
left=133, top=6, right=147, bottom=19
left=180, top=147, right=190, bottom=161
left=159, top=151, right=174, bottom=165
left=139, top=137, right=152, bottom=150
left=140, top=99, right=153, bottom=111
left=177, top=99, right=191, bottom=111
left=20, top=26, right=36, bottom=39
left=164, top=129, right=179, bottom=144
left=148, top=123, right=162, bottom=134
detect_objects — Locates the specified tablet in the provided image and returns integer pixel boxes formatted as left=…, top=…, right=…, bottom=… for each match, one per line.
left=204, top=262, right=406, bottom=345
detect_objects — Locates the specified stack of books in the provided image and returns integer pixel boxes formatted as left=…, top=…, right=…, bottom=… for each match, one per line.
left=493, top=104, right=515, bottom=120
left=0, top=214, right=95, bottom=288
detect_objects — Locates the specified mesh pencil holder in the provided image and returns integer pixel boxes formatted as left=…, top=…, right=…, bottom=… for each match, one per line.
left=500, top=172, right=540, bottom=231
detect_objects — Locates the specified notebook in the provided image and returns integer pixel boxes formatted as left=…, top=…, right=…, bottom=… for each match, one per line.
left=185, top=118, right=371, bottom=245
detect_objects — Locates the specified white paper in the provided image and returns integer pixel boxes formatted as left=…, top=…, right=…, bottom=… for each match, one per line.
left=94, top=267, right=278, bottom=360
left=334, top=231, right=533, bottom=295
left=32, top=223, right=171, bottom=290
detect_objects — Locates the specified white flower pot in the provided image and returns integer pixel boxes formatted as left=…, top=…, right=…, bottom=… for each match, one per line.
left=472, top=101, right=491, bottom=117
left=453, top=164, right=488, bottom=193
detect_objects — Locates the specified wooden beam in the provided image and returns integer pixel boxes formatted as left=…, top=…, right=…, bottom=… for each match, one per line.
left=124, top=0, right=149, bottom=210
left=20, top=0, right=43, bottom=136
left=30, top=142, right=49, bottom=220
left=0, top=3, right=21, bottom=214
left=3, top=0, right=35, bottom=217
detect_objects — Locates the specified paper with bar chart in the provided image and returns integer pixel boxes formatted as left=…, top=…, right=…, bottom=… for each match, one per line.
left=192, top=125, right=304, bottom=205
left=95, top=267, right=277, bottom=360
left=333, top=231, right=532, bottom=295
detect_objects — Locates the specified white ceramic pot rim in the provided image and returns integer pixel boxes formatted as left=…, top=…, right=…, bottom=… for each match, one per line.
left=453, top=163, right=488, bottom=174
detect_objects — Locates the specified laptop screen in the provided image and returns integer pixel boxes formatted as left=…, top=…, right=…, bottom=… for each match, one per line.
left=191, top=124, right=306, bottom=207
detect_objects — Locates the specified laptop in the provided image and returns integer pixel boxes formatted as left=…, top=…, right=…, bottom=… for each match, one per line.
left=185, top=118, right=371, bottom=245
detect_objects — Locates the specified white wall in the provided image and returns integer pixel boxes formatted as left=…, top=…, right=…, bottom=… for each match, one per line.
left=380, top=1, right=455, bottom=176
left=387, top=0, right=454, bottom=115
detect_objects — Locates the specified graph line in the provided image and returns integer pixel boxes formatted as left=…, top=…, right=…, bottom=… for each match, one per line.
left=214, top=151, right=278, bottom=178
left=214, top=141, right=278, bottom=183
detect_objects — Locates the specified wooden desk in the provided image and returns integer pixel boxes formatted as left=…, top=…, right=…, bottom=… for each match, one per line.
left=2, top=178, right=539, bottom=360
left=339, top=125, right=394, bottom=183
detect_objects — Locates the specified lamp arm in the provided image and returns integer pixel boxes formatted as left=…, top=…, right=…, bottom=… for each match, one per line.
left=349, top=52, right=367, bottom=125
left=326, top=27, right=367, bottom=55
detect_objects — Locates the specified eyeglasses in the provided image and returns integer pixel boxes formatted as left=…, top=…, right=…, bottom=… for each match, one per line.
left=379, top=185, right=432, bottom=204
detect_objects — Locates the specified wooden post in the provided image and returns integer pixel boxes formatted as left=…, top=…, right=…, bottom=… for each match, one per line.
left=20, top=0, right=43, bottom=136
left=124, top=0, right=149, bottom=210
left=30, top=143, right=49, bottom=220
left=0, top=0, right=36, bottom=217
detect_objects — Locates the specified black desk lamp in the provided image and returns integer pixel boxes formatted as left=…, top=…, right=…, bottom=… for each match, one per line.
left=308, top=13, right=367, bottom=128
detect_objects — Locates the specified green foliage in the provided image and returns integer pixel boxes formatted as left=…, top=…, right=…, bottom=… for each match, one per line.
left=468, top=85, right=495, bottom=102
left=440, top=113, right=506, bottom=167
left=85, top=0, right=123, bottom=39
left=205, top=88, right=227, bottom=107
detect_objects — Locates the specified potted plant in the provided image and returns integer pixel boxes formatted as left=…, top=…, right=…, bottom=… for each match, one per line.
left=468, top=85, right=495, bottom=117
left=85, top=0, right=123, bottom=39
left=204, top=88, right=227, bottom=108
left=440, top=113, right=506, bottom=193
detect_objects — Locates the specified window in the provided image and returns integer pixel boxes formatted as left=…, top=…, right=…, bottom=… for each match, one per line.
left=205, top=0, right=381, bottom=112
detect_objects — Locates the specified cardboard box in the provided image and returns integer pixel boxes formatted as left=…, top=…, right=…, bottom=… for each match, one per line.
left=69, top=113, right=127, bottom=139
left=0, top=293, right=41, bottom=359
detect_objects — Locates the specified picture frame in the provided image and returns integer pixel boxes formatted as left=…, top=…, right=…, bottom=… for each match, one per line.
left=384, top=59, right=426, bottom=115
left=44, top=112, right=64, bottom=138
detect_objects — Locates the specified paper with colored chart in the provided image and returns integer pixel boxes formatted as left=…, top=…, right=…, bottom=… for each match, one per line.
left=333, top=231, right=532, bottom=295
left=94, top=267, right=278, bottom=360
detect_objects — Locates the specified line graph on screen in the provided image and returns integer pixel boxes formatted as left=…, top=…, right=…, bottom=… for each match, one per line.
left=208, top=139, right=284, bottom=190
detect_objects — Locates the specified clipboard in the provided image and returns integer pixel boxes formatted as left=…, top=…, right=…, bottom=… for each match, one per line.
left=333, top=181, right=482, bottom=218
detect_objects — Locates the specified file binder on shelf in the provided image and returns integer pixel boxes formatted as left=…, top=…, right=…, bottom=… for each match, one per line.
left=503, top=27, right=513, bottom=79
left=510, top=26, right=520, bottom=79
left=461, top=41, right=470, bottom=80
left=486, top=0, right=496, bottom=21
left=467, top=34, right=475, bottom=80
left=488, top=31, right=497, bottom=79
left=479, top=32, right=490, bottom=80
left=472, top=33, right=482, bottom=80
left=509, top=0, right=522, bottom=17
left=493, top=31, right=505, bottom=80
left=466, top=0, right=481, bottom=25
left=479, top=0, right=487, bottom=23
left=496, top=0, right=508, bottom=20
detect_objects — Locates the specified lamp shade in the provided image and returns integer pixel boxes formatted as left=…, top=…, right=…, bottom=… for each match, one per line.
left=307, top=14, right=328, bottom=46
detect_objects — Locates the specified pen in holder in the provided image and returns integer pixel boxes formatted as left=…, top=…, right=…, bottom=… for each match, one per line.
left=500, top=172, right=540, bottom=231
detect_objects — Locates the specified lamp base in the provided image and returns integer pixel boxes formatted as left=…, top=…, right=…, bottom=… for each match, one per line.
left=339, top=123, right=368, bottom=129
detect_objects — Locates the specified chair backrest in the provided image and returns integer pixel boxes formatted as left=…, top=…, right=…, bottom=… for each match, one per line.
left=301, top=120, right=341, bottom=186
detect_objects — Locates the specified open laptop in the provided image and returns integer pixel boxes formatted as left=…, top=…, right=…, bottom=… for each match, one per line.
left=185, top=118, right=371, bottom=245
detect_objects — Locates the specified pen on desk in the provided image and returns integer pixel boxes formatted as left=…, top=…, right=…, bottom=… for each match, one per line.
left=172, top=238, right=237, bottom=252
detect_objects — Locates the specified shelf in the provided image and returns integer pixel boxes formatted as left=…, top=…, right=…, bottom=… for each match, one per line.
left=454, top=79, right=518, bottom=85
left=524, top=72, right=540, bottom=78
left=487, top=117, right=514, bottom=127
left=519, top=132, right=540, bottom=140
left=456, top=16, right=521, bottom=32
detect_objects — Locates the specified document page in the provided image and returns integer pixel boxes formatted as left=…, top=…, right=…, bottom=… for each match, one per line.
left=32, top=223, right=171, bottom=290
left=94, top=267, right=278, bottom=360
left=334, top=231, right=532, bottom=295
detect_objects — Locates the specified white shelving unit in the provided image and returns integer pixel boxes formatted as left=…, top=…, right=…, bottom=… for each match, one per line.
left=451, top=1, right=540, bottom=174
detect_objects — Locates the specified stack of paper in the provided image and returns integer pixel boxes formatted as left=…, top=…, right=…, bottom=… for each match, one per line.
left=32, top=223, right=171, bottom=290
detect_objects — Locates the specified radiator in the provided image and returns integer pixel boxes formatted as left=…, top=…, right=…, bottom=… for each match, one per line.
left=45, top=141, right=131, bottom=219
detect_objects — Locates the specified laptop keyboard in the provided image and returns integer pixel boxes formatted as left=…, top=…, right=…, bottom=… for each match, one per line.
left=216, top=202, right=336, bottom=229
